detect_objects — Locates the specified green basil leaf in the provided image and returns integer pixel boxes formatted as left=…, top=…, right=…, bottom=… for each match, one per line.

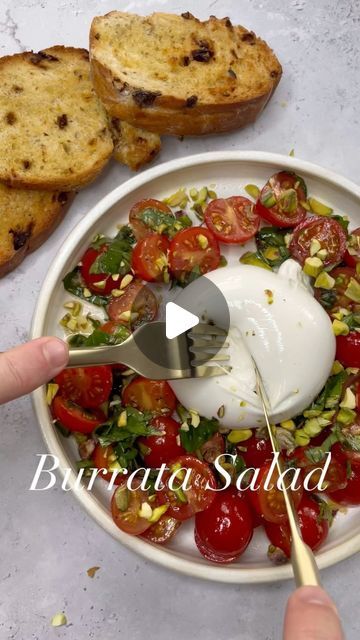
left=180, top=417, right=219, bottom=453
left=139, top=208, right=192, bottom=238
left=63, top=268, right=109, bottom=307
left=68, top=326, right=130, bottom=348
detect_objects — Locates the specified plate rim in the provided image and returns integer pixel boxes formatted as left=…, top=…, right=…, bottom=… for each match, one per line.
left=31, top=150, right=360, bottom=584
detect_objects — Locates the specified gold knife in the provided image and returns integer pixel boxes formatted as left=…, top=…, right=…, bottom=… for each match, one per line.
left=251, top=355, right=321, bottom=587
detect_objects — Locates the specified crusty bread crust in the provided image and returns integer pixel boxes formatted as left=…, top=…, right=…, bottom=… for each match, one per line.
left=90, top=12, right=282, bottom=136
left=0, top=46, right=113, bottom=190
left=0, top=185, right=75, bottom=277
left=110, top=119, right=161, bottom=170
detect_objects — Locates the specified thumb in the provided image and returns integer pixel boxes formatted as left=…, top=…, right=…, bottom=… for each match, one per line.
left=0, top=338, right=69, bottom=404
left=283, top=586, right=344, bottom=640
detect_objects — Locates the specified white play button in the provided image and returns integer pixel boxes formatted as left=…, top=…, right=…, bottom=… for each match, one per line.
left=165, top=302, right=199, bottom=339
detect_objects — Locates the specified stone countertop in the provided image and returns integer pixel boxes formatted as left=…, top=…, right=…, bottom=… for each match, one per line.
left=0, top=1, right=360, bottom=638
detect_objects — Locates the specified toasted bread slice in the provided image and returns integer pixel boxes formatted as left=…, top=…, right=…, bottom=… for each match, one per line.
left=111, top=119, right=161, bottom=170
left=0, top=46, right=113, bottom=190
left=0, top=185, right=74, bottom=277
left=90, top=11, right=282, bottom=136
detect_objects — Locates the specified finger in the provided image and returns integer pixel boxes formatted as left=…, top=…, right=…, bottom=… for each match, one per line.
left=0, top=338, right=69, bottom=404
left=283, top=586, right=344, bottom=640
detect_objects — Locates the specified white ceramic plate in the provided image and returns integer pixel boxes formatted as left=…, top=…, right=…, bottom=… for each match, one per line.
left=31, top=151, right=360, bottom=583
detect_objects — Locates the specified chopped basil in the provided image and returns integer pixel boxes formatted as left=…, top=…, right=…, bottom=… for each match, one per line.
left=139, top=207, right=192, bottom=237
left=89, top=226, right=135, bottom=276
left=304, top=370, right=348, bottom=418
left=68, top=325, right=130, bottom=347
left=255, top=227, right=291, bottom=268
left=317, top=499, right=335, bottom=526
left=63, top=268, right=109, bottom=306
left=342, top=313, right=360, bottom=331
left=180, top=417, right=219, bottom=453
left=331, top=215, right=349, bottom=234
left=317, top=289, right=337, bottom=310
left=94, top=406, right=160, bottom=447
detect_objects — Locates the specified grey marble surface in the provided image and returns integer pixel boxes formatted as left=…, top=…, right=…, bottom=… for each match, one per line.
left=0, top=0, right=360, bottom=638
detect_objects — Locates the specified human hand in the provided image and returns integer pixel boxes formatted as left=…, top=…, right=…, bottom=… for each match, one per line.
left=283, top=586, right=344, bottom=639
left=0, top=338, right=69, bottom=404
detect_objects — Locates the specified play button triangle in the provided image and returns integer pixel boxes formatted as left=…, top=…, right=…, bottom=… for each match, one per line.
left=165, top=301, right=199, bottom=339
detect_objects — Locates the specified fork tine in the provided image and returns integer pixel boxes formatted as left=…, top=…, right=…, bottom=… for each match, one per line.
left=193, top=364, right=232, bottom=377
left=188, top=324, right=227, bottom=337
left=192, top=354, right=231, bottom=366
left=190, top=338, right=229, bottom=349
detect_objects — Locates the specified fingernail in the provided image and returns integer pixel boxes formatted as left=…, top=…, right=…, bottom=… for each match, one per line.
left=296, top=586, right=338, bottom=613
left=41, top=338, right=69, bottom=368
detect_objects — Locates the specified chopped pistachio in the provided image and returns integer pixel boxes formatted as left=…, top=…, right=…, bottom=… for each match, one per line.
left=111, top=289, right=125, bottom=297
left=261, top=189, right=276, bottom=208
left=263, top=246, right=281, bottom=262
left=197, top=234, right=209, bottom=249
left=279, top=188, right=297, bottom=213
left=280, top=419, right=295, bottom=431
left=331, top=360, right=344, bottom=375
left=300, top=200, right=311, bottom=212
left=240, top=400, right=247, bottom=407
left=337, top=407, right=357, bottom=425
left=118, top=310, right=131, bottom=322
left=303, top=417, right=329, bottom=437
left=303, top=256, right=323, bottom=278
left=244, top=184, right=260, bottom=199
left=217, top=405, right=225, bottom=419
left=138, top=502, right=153, bottom=520
left=208, top=189, right=217, bottom=199
left=310, top=238, right=321, bottom=256
left=284, top=233, right=293, bottom=247
left=189, top=187, right=198, bottom=200
left=308, top=197, right=333, bottom=216
left=148, top=504, right=169, bottom=523
left=189, top=409, right=200, bottom=428
left=164, top=188, right=188, bottom=207
left=314, top=271, right=335, bottom=290
left=117, top=410, right=127, bottom=428
left=108, top=460, right=123, bottom=472
left=46, top=383, right=59, bottom=405
left=264, top=289, right=274, bottom=305
left=317, top=248, right=328, bottom=260
left=332, top=319, right=350, bottom=336
left=240, top=252, right=272, bottom=270
left=196, top=186, right=208, bottom=203
left=51, top=613, right=67, bottom=628
left=180, top=421, right=190, bottom=432
left=345, top=277, right=360, bottom=303
left=219, top=255, right=228, bottom=268
left=227, top=429, right=252, bottom=444
left=120, top=273, right=134, bottom=289
left=83, top=287, right=92, bottom=298
left=294, top=429, right=310, bottom=446
left=94, top=279, right=107, bottom=290
left=340, top=387, right=356, bottom=410
left=111, top=273, right=120, bottom=281
left=289, top=148, right=295, bottom=157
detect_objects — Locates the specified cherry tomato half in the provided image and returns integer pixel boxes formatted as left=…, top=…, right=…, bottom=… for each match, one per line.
left=168, top=227, right=220, bottom=284
left=250, top=463, right=303, bottom=524
left=290, top=216, right=347, bottom=267
left=52, top=396, right=105, bottom=434
left=326, top=461, right=360, bottom=506
left=111, top=479, right=152, bottom=535
left=204, top=196, right=260, bottom=244
left=240, top=434, right=273, bottom=468
left=138, top=416, right=186, bottom=468
left=54, top=366, right=113, bottom=409
left=131, top=233, right=170, bottom=282
left=92, top=444, right=124, bottom=485
left=255, top=172, right=307, bottom=228
left=287, top=447, right=347, bottom=493
left=336, top=332, right=360, bottom=368
left=344, top=227, right=360, bottom=268
left=141, top=514, right=182, bottom=544
left=264, top=494, right=329, bottom=558
left=129, top=198, right=173, bottom=240
left=194, top=487, right=253, bottom=563
left=80, top=245, right=117, bottom=295
left=159, top=455, right=217, bottom=521
left=107, top=279, right=158, bottom=329
left=122, top=377, right=177, bottom=416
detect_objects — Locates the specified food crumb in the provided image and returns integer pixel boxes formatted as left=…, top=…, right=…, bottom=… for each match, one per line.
left=87, top=566, right=100, bottom=578
left=51, top=612, right=67, bottom=627
left=264, top=289, right=274, bottom=305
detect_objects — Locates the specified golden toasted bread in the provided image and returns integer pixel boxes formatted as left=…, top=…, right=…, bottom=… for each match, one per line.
left=0, top=46, right=113, bottom=190
left=0, top=184, right=74, bottom=277
left=111, top=119, right=161, bottom=170
left=90, top=11, right=282, bottom=136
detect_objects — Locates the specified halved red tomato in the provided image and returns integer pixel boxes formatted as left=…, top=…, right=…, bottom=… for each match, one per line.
left=326, top=460, right=360, bottom=506
left=255, top=172, right=307, bottom=228
left=138, top=416, right=185, bottom=467
left=111, top=479, right=152, bottom=535
left=240, top=434, right=273, bottom=468
left=92, top=444, right=124, bottom=485
left=122, top=377, right=177, bottom=415
left=107, top=279, right=158, bottom=329
left=344, top=227, right=360, bottom=268
left=131, top=233, right=170, bottom=282
left=159, top=455, right=217, bottom=521
left=204, top=196, right=260, bottom=244
left=264, top=494, right=329, bottom=558
left=249, top=463, right=303, bottom=524
left=54, top=366, right=112, bottom=409
left=290, top=216, right=347, bottom=266
left=336, top=332, right=360, bottom=368
left=52, top=396, right=105, bottom=434
left=287, top=447, right=347, bottom=493
left=129, top=198, right=173, bottom=240
left=80, top=245, right=117, bottom=295
left=141, top=514, right=181, bottom=544
left=194, top=487, right=253, bottom=563
left=168, top=227, right=220, bottom=283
